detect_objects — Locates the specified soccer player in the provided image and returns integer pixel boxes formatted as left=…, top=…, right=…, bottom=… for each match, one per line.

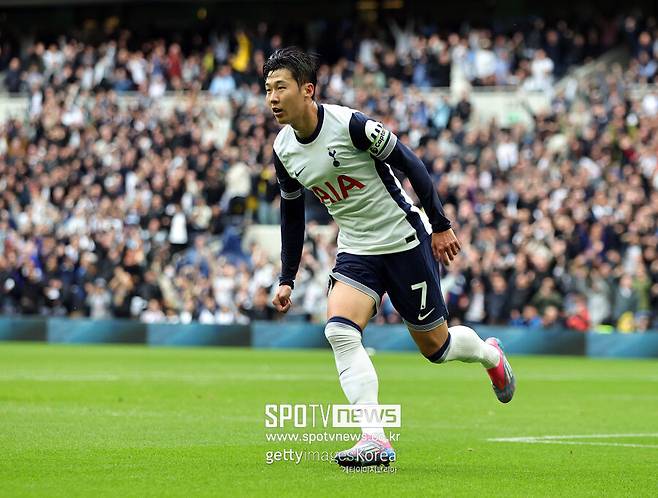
left=265, top=47, right=515, bottom=468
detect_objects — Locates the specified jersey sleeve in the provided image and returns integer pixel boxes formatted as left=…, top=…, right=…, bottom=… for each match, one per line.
left=348, top=111, right=398, bottom=161
left=349, top=111, right=451, bottom=233
left=385, top=140, right=452, bottom=233
left=274, top=151, right=303, bottom=200
left=273, top=150, right=305, bottom=288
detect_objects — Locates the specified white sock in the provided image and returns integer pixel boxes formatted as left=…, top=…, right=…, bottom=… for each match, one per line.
left=442, top=325, right=500, bottom=368
left=325, top=318, right=386, bottom=440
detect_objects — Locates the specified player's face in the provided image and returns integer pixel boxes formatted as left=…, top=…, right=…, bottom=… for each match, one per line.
left=264, top=69, right=310, bottom=126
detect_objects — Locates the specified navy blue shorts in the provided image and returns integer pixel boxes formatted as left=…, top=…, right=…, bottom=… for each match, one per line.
left=329, top=235, right=448, bottom=331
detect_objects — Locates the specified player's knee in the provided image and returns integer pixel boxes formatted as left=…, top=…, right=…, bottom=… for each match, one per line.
left=423, top=332, right=451, bottom=363
left=325, top=317, right=363, bottom=350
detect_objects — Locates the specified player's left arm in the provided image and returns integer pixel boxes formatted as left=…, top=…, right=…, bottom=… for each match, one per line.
left=385, top=140, right=461, bottom=266
left=349, top=112, right=461, bottom=266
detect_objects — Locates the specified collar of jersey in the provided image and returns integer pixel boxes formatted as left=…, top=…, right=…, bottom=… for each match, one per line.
left=294, top=104, right=324, bottom=145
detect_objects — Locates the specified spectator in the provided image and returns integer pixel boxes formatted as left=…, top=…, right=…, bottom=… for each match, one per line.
left=240, top=286, right=275, bottom=320
left=565, top=294, right=591, bottom=332
left=508, top=272, right=535, bottom=315
left=612, top=274, right=639, bottom=323
left=531, top=278, right=563, bottom=316
left=86, top=279, right=112, bottom=318
left=464, top=278, right=486, bottom=324
left=583, top=272, right=613, bottom=327
left=526, top=48, right=554, bottom=92
left=221, top=161, right=251, bottom=215
left=209, top=65, right=236, bottom=97
left=141, top=298, right=166, bottom=323
left=168, top=204, right=189, bottom=253
left=510, top=304, right=543, bottom=329
left=4, top=57, right=23, bottom=93
left=542, top=305, right=564, bottom=331
left=485, top=273, right=510, bottom=325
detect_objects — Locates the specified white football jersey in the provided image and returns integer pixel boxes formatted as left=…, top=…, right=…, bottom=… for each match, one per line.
left=274, top=103, right=432, bottom=255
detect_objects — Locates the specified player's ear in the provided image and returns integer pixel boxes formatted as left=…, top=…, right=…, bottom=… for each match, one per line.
left=304, top=82, right=315, bottom=99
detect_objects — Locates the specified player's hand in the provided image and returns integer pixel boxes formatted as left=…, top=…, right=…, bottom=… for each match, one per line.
left=272, top=284, right=293, bottom=313
left=431, top=229, right=462, bottom=267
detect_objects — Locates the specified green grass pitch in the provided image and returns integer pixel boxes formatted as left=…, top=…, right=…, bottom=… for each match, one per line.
left=1, top=342, right=657, bottom=497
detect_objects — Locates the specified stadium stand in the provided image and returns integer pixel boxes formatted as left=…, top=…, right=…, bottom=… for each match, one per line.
left=0, top=12, right=657, bottom=332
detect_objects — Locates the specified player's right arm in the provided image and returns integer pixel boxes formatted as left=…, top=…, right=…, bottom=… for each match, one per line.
left=272, top=150, right=305, bottom=313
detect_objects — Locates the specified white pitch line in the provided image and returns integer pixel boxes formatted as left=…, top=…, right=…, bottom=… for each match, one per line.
left=0, top=372, right=336, bottom=382
left=504, top=441, right=658, bottom=449
left=490, top=433, right=658, bottom=441
left=488, top=433, right=658, bottom=449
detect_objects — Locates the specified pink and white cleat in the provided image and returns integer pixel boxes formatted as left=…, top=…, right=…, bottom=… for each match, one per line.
left=485, top=337, right=516, bottom=403
left=334, top=434, right=396, bottom=467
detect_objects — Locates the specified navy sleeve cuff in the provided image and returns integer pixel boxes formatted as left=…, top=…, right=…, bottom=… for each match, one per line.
left=278, top=279, right=295, bottom=289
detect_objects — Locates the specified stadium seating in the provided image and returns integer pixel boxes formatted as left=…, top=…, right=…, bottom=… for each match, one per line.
left=0, top=15, right=656, bottom=332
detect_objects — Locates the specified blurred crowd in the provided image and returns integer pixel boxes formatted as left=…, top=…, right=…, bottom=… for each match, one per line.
left=0, top=15, right=657, bottom=332
left=0, top=14, right=636, bottom=97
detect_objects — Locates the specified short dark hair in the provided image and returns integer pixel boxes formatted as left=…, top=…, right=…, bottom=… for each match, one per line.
left=263, top=47, right=319, bottom=95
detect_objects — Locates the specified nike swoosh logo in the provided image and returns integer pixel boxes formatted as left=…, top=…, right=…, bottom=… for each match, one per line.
left=417, top=308, right=435, bottom=321
left=293, top=166, right=306, bottom=177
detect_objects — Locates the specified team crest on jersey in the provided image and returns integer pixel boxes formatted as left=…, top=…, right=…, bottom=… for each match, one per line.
left=327, top=148, right=340, bottom=167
